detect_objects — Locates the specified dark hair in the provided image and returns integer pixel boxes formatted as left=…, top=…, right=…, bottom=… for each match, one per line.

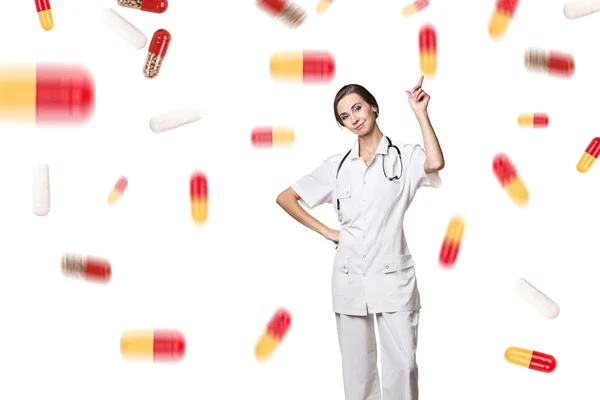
left=333, top=84, right=379, bottom=127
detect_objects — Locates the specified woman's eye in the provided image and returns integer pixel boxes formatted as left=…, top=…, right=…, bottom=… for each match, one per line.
left=354, top=106, right=361, bottom=112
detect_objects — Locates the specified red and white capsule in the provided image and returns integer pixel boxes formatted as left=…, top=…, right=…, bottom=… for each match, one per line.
left=61, top=254, right=112, bottom=283
left=143, top=29, right=171, bottom=79
left=257, top=0, right=306, bottom=28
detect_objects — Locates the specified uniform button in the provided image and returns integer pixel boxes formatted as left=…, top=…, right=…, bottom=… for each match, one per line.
left=343, top=266, right=347, bottom=269
left=362, top=273, right=366, bottom=277
left=363, top=180, right=367, bottom=184
left=345, top=191, right=349, bottom=194
left=385, top=265, right=389, bottom=269
left=362, top=199, right=366, bottom=203
left=362, top=236, right=366, bottom=240
left=362, top=255, right=366, bottom=258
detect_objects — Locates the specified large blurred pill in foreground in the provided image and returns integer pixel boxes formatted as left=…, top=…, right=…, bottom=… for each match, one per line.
left=32, top=163, right=50, bottom=217
left=270, top=51, right=335, bottom=83
left=505, top=346, right=557, bottom=373
left=518, top=113, right=548, bottom=128
left=402, top=0, right=429, bottom=16
left=439, top=216, right=464, bottom=268
left=488, top=0, right=519, bottom=40
left=108, top=176, right=128, bottom=205
left=143, top=29, right=171, bottom=79
left=564, top=0, right=600, bottom=19
left=257, top=0, right=306, bottom=28
left=255, top=308, right=291, bottom=362
left=150, top=106, right=203, bottom=133
left=121, top=330, right=185, bottom=362
left=493, top=153, right=528, bottom=207
left=525, top=48, right=574, bottom=78
left=61, top=254, right=112, bottom=283
left=0, top=64, right=94, bottom=125
left=251, top=126, right=294, bottom=148
left=102, top=8, right=147, bottom=50
left=190, top=172, right=208, bottom=225
left=515, top=278, right=559, bottom=319
left=576, top=137, right=600, bottom=173
left=117, top=0, right=168, bottom=13
left=35, top=0, right=54, bottom=31
left=316, top=0, right=333, bottom=14
left=419, top=24, right=437, bottom=78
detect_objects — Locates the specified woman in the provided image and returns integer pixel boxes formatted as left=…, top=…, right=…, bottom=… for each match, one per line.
left=276, top=76, right=444, bottom=400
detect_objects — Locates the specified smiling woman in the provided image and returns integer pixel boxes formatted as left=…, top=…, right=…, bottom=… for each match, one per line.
left=275, top=77, right=445, bottom=400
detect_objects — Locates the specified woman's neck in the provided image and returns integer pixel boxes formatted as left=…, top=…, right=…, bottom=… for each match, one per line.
left=358, top=126, right=384, bottom=153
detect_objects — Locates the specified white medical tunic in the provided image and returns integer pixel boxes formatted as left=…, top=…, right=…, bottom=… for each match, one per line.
left=292, top=135, right=442, bottom=316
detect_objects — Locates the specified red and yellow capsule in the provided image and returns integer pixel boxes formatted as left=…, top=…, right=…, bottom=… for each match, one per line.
left=402, top=0, right=429, bottom=17
left=439, top=216, right=465, bottom=268
left=576, top=137, right=600, bottom=173
left=505, top=346, right=557, bottom=373
left=108, top=176, right=128, bottom=205
left=518, top=113, right=549, bottom=128
left=493, top=153, right=529, bottom=207
left=35, top=0, right=54, bottom=31
left=255, top=308, right=291, bottom=362
left=317, top=0, right=333, bottom=14
left=0, top=64, right=95, bottom=125
left=489, top=0, right=519, bottom=40
left=120, top=330, right=185, bottom=362
left=251, top=126, right=294, bottom=148
left=419, top=24, right=437, bottom=78
left=270, top=51, right=335, bottom=83
left=190, top=172, right=208, bottom=225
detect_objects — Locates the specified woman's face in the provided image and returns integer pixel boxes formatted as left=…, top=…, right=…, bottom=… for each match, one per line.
left=336, top=93, right=377, bottom=136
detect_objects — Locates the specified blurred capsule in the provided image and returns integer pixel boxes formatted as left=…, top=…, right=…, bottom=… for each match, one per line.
left=505, top=346, right=557, bottom=373
left=32, top=163, right=50, bottom=217
left=116, top=0, right=168, bottom=13
left=143, top=29, right=171, bottom=79
left=150, top=106, right=203, bottom=133
left=102, top=8, right=147, bottom=50
left=563, top=0, right=600, bottom=19
left=270, top=51, right=335, bottom=83
left=257, top=0, right=306, bottom=27
left=576, top=137, right=600, bottom=173
left=255, top=308, right=291, bottom=362
left=489, top=0, right=519, bottom=40
left=515, top=278, right=559, bottom=319
left=518, top=113, right=548, bottom=128
left=121, top=330, right=185, bottom=361
left=493, top=153, right=529, bottom=207
left=190, top=172, right=208, bottom=225
left=61, top=254, right=112, bottom=283
left=251, top=126, right=294, bottom=148
left=524, top=48, right=574, bottom=78
left=402, top=0, right=429, bottom=17
left=0, top=64, right=94, bottom=125
left=439, top=216, right=465, bottom=268
left=108, top=176, right=128, bottom=205
left=419, top=24, right=437, bottom=78
left=35, top=0, right=54, bottom=31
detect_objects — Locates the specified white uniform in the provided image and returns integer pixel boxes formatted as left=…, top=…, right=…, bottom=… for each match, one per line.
left=291, top=135, right=441, bottom=400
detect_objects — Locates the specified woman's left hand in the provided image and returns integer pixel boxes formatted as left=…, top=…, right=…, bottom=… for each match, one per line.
left=405, top=75, right=430, bottom=113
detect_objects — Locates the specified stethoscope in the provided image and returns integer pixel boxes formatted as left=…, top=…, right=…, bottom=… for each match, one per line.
left=335, top=136, right=403, bottom=215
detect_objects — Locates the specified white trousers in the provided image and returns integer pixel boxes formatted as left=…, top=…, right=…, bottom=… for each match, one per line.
left=335, top=311, right=420, bottom=400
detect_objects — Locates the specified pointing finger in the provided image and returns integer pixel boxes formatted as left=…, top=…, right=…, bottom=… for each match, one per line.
left=418, top=75, right=424, bottom=87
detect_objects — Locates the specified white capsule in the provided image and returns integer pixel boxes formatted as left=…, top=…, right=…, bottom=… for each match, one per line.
left=563, top=0, right=600, bottom=19
left=515, top=278, right=560, bottom=320
left=149, top=106, right=204, bottom=133
left=101, top=8, right=147, bottom=50
left=32, top=163, right=50, bottom=217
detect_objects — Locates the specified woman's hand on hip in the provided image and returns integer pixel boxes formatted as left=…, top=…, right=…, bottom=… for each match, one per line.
left=321, top=227, right=340, bottom=248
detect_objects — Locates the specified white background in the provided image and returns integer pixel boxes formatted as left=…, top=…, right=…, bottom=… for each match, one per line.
left=0, top=0, right=598, bottom=399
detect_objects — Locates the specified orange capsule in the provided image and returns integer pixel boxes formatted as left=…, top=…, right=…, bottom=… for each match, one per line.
left=108, top=176, right=128, bottom=205
left=518, top=113, right=549, bottom=128
left=190, top=172, right=208, bottom=225
left=576, top=137, right=600, bottom=173
left=493, top=153, right=529, bottom=207
left=402, top=0, right=429, bottom=17
left=419, top=24, right=437, bottom=78
left=251, top=126, right=294, bottom=148
left=439, top=216, right=465, bottom=268
left=316, top=0, right=333, bottom=14
left=504, top=346, right=557, bottom=373
left=255, top=308, right=291, bottom=362
left=489, top=0, right=519, bottom=40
